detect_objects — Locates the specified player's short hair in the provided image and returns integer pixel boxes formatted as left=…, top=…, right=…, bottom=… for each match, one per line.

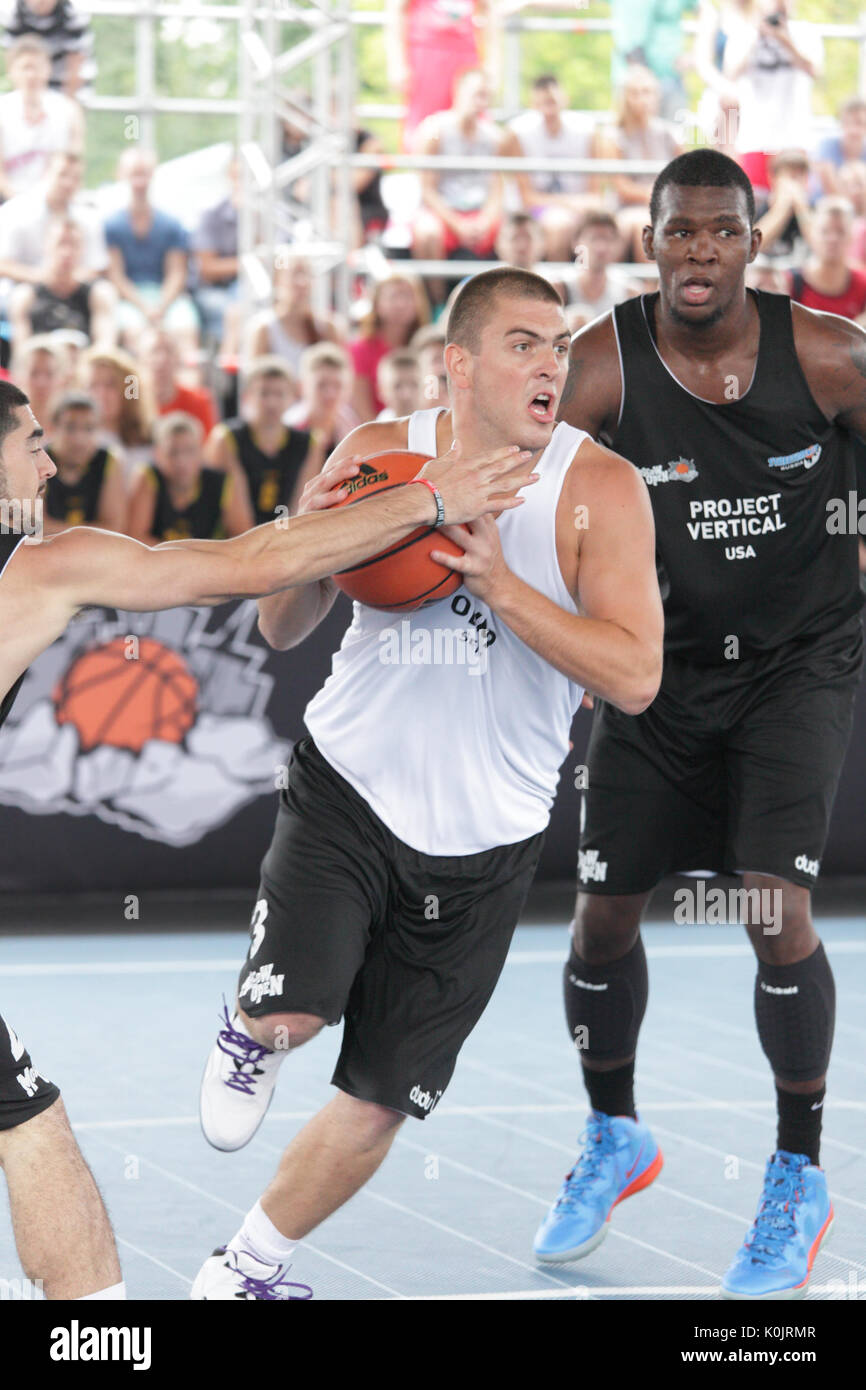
left=300, top=342, right=351, bottom=376
left=153, top=410, right=203, bottom=448
left=244, top=355, right=296, bottom=389
left=650, top=149, right=756, bottom=228
left=446, top=267, right=563, bottom=354
left=0, top=381, right=30, bottom=452
left=51, top=391, right=97, bottom=424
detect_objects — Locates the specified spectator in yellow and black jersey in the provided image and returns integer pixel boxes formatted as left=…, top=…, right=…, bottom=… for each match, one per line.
left=44, top=391, right=127, bottom=534
left=126, top=411, right=253, bottom=545
left=204, top=356, right=324, bottom=525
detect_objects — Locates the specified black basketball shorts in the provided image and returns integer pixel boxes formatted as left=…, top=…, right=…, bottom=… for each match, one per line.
left=0, top=1013, right=60, bottom=1131
left=578, top=616, right=863, bottom=895
left=237, top=738, right=544, bottom=1119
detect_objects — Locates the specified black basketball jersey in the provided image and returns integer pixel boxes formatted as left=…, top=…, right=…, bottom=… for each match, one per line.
left=45, top=447, right=111, bottom=526
left=0, top=530, right=27, bottom=729
left=225, top=419, right=310, bottom=525
left=31, top=280, right=91, bottom=337
left=149, top=466, right=228, bottom=542
left=610, top=289, right=862, bottom=663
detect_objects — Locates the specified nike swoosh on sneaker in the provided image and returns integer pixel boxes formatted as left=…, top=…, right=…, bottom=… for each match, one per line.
left=810, top=1100, right=824, bottom=1111
left=624, top=1143, right=645, bottom=1181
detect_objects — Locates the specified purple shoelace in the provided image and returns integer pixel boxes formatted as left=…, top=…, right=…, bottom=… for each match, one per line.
left=215, top=1000, right=273, bottom=1096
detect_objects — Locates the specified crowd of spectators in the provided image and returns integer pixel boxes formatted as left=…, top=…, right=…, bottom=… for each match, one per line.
left=1, top=5, right=866, bottom=555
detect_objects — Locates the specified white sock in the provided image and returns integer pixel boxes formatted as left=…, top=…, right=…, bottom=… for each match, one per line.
left=228, top=1200, right=296, bottom=1268
left=77, top=1281, right=127, bottom=1300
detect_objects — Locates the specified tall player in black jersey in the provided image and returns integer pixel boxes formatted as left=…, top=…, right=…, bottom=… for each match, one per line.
left=0, top=380, right=535, bottom=1300
left=536, top=149, right=866, bottom=1299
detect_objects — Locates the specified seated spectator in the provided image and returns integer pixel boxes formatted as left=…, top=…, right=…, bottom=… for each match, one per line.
left=754, top=149, right=812, bottom=262
left=206, top=357, right=322, bottom=526
left=376, top=348, right=422, bottom=421
left=9, top=219, right=115, bottom=344
left=246, top=250, right=340, bottom=374
left=411, top=323, right=448, bottom=408
left=788, top=197, right=866, bottom=324
left=746, top=259, right=792, bottom=294
left=10, top=331, right=66, bottom=423
left=599, top=65, right=681, bottom=262
left=83, top=345, right=154, bottom=475
left=566, top=209, right=640, bottom=332
left=0, top=150, right=107, bottom=290
left=508, top=75, right=602, bottom=263
left=413, top=69, right=509, bottom=278
left=816, top=98, right=866, bottom=196
left=722, top=0, right=821, bottom=196
left=105, top=147, right=199, bottom=355
left=2, top=0, right=95, bottom=99
left=495, top=211, right=545, bottom=271
left=43, top=390, right=126, bottom=533
left=0, top=35, right=82, bottom=199
left=127, top=412, right=252, bottom=544
left=142, top=327, right=217, bottom=437
left=837, top=161, right=866, bottom=267
left=193, top=150, right=239, bottom=346
left=349, top=273, right=429, bottom=420
left=284, top=342, right=359, bottom=456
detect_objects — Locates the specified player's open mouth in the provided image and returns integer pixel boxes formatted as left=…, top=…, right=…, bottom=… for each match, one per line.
left=528, top=393, right=555, bottom=423
left=681, top=278, right=714, bottom=305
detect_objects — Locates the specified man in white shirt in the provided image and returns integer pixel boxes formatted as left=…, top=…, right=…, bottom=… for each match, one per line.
left=0, top=150, right=107, bottom=286
left=508, top=74, right=602, bottom=262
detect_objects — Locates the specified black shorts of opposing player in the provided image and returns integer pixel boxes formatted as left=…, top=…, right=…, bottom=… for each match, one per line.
left=579, top=613, right=863, bottom=894
left=237, top=738, right=544, bottom=1120
left=0, top=1014, right=60, bottom=1131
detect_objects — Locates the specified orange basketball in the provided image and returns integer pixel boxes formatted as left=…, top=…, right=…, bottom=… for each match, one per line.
left=332, top=451, right=465, bottom=611
left=53, top=637, right=198, bottom=753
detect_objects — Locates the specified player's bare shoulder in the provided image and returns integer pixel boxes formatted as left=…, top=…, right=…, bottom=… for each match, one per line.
left=329, top=411, right=453, bottom=467
left=790, top=299, right=866, bottom=425
left=557, top=432, right=653, bottom=588
left=558, top=311, right=623, bottom=442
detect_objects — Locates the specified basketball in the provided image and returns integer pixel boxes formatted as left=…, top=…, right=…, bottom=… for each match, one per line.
left=53, top=637, right=199, bottom=753
left=331, top=450, right=465, bottom=611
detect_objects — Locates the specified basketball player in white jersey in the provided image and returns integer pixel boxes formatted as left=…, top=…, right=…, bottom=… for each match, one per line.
left=193, top=267, right=664, bottom=1300
left=0, top=379, right=529, bottom=1300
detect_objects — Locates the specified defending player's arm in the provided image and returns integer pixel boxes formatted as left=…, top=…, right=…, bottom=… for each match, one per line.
left=556, top=316, right=624, bottom=442
left=793, top=303, right=866, bottom=441
left=34, top=442, right=536, bottom=617
left=258, top=421, right=422, bottom=651
left=433, top=444, right=664, bottom=715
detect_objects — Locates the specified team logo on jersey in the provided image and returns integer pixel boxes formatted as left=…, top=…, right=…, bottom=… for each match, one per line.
left=639, top=458, right=698, bottom=487
left=767, top=443, right=822, bottom=472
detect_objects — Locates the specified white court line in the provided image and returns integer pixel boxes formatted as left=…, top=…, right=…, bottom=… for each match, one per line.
left=115, top=1236, right=191, bottom=1288
left=2, top=937, right=865, bottom=977
left=86, top=1130, right=407, bottom=1300
left=406, top=1283, right=863, bottom=1301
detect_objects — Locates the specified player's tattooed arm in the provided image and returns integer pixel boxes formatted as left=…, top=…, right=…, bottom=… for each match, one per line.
left=555, top=314, right=622, bottom=443
left=791, top=302, right=866, bottom=440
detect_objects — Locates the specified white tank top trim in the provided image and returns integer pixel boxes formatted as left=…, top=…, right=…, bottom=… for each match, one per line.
left=305, top=412, right=590, bottom=855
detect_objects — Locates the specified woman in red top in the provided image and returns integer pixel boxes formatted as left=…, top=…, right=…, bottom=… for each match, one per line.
left=788, top=196, right=866, bottom=323
left=348, top=273, right=430, bottom=421
left=386, top=0, right=496, bottom=149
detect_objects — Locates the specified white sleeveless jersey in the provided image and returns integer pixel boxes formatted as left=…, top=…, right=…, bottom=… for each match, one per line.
left=304, top=409, right=589, bottom=855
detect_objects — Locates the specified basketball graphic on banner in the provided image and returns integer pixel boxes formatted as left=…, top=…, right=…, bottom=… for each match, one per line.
left=53, top=638, right=199, bottom=753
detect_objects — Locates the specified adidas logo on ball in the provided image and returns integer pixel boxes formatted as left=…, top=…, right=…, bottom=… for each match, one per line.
left=345, top=464, right=389, bottom=496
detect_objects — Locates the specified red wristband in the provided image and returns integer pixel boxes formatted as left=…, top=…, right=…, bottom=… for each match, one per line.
left=411, top=477, right=445, bottom=526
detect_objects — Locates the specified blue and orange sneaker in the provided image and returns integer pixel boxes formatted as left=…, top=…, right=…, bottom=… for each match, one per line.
left=533, top=1111, right=663, bottom=1263
left=721, top=1150, right=834, bottom=1300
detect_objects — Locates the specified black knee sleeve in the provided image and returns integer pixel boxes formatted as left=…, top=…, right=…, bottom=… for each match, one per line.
left=564, top=936, right=648, bottom=1062
left=754, top=942, right=835, bottom=1084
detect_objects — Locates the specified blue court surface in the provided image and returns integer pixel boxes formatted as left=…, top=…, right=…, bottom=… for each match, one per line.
left=1, top=914, right=864, bottom=1302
